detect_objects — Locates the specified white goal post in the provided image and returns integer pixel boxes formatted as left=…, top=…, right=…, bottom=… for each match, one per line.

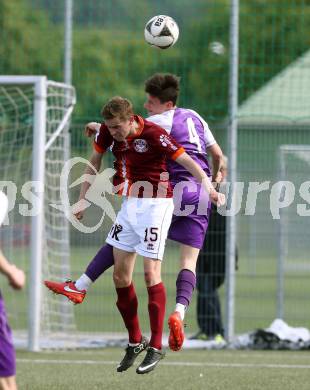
left=0, top=76, right=76, bottom=351
left=277, top=144, right=310, bottom=320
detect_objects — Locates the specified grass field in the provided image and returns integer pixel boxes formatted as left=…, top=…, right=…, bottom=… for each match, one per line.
left=2, top=241, right=310, bottom=336
left=16, top=348, right=310, bottom=390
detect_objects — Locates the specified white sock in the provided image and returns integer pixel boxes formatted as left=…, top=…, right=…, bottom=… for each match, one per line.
left=128, top=342, right=139, bottom=347
left=75, top=274, right=92, bottom=291
left=175, top=303, right=186, bottom=321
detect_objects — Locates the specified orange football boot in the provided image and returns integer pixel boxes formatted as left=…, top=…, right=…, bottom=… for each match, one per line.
left=168, top=311, right=185, bottom=351
left=44, top=279, right=86, bottom=304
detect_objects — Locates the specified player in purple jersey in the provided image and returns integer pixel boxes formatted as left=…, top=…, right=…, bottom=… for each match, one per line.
left=144, top=74, right=223, bottom=351
left=0, top=191, right=25, bottom=390
left=45, top=74, right=224, bottom=352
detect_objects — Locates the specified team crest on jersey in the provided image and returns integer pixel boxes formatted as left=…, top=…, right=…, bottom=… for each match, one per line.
left=133, top=138, right=148, bottom=153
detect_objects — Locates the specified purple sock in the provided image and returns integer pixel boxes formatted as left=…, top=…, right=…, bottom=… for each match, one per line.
left=85, top=244, right=114, bottom=282
left=175, top=269, right=196, bottom=306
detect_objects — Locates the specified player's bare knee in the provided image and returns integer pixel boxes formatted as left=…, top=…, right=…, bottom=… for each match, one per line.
left=144, top=271, right=154, bottom=286
left=144, top=271, right=161, bottom=287
left=113, top=272, right=131, bottom=288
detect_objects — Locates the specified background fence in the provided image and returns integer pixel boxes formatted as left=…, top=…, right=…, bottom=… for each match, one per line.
left=1, top=0, right=310, bottom=343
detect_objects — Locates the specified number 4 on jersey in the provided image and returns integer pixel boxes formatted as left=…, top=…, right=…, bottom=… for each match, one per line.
left=187, top=117, right=202, bottom=152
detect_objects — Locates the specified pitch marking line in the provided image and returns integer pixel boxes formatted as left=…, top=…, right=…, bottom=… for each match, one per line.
left=17, top=359, right=310, bottom=369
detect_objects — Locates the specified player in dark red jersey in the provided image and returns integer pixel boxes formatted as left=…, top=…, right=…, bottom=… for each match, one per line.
left=45, top=96, right=224, bottom=374
left=68, top=74, right=224, bottom=352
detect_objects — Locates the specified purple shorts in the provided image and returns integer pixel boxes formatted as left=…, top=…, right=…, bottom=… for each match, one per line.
left=0, top=293, right=16, bottom=377
left=168, top=182, right=211, bottom=249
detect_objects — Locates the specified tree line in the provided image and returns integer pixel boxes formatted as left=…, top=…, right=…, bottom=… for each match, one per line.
left=1, top=0, right=309, bottom=130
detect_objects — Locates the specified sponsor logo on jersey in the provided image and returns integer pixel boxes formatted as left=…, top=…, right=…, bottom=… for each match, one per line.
left=133, top=138, right=149, bottom=153
left=159, top=134, right=177, bottom=150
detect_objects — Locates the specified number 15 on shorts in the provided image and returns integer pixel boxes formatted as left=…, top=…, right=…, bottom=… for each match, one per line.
left=144, top=227, right=159, bottom=242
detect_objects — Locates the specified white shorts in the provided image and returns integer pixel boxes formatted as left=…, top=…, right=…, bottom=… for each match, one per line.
left=106, top=197, right=174, bottom=260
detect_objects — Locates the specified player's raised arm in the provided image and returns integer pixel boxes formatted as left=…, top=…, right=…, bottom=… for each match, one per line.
left=207, top=143, right=224, bottom=185
left=0, top=191, right=25, bottom=289
left=174, top=152, right=225, bottom=206
left=76, top=120, right=113, bottom=220
left=0, top=250, right=25, bottom=290
left=85, top=122, right=101, bottom=137
left=75, top=150, right=104, bottom=220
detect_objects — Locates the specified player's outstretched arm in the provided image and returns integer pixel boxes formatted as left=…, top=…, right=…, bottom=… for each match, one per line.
left=175, top=152, right=225, bottom=206
left=74, top=150, right=104, bottom=220
left=0, top=249, right=25, bottom=290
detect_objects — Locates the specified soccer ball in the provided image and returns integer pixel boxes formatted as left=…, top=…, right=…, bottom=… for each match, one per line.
left=144, top=15, right=179, bottom=49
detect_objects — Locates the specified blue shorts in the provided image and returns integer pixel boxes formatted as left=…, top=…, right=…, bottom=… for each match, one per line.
left=0, top=293, right=16, bottom=377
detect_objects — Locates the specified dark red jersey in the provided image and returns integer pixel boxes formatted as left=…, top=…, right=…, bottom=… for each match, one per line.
left=93, top=115, right=185, bottom=198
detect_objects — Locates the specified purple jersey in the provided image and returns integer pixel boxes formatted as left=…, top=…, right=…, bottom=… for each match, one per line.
left=147, top=108, right=215, bottom=185
left=0, top=292, right=16, bottom=377
left=147, top=108, right=215, bottom=248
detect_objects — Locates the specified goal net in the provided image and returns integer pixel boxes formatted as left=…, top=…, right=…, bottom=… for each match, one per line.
left=0, top=76, right=76, bottom=350
left=277, top=144, right=310, bottom=321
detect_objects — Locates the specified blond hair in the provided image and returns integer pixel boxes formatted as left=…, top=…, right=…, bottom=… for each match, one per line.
left=101, top=96, right=133, bottom=121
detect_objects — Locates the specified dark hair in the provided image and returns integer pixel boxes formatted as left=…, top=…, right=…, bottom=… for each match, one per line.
left=144, top=73, right=180, bottom=105
left=101, top=96, right=133, bottom=121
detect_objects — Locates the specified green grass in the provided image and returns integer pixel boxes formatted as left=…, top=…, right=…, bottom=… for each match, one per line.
left=68, top=243, right=310, bottom=334
left=16, top=349, right=310, bottom=390
left=70, top=243, right=201, bottom=333
left=2, top=241, right=310, bottom=335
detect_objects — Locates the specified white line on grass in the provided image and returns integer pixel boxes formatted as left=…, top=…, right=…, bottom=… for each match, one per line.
left=16, top=359, right=310, bottom=369
left=215, top=352, right=310, bottom=360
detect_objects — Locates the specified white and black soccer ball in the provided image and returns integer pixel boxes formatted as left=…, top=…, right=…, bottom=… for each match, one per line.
left=144, top=15, right=179, bottom=49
